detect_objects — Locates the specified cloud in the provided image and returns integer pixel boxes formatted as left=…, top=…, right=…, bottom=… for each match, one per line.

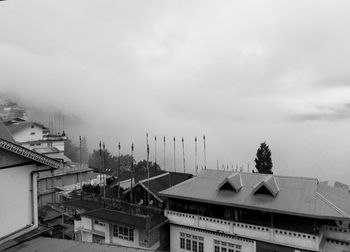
left=291, top=103, right=350, bottom=121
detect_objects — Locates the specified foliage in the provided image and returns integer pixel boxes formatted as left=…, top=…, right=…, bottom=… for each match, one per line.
left=254, top=142, right=273, bottom=174
left=88, top=149, right=135, bottom=175
left=64, top=136, right=89, bottom=164
left=134, top=160, right=161, bottom=173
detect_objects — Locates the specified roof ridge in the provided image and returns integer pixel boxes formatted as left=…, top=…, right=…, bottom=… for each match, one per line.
left=139, top=172, right=169, bottom=183
left=316, top=192, right=350, bottom=218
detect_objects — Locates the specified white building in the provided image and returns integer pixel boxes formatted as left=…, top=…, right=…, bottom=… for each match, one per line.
left=159, top=170, right=350, bottom=252
left=74, top=208, right=168, bottom=250
left=5, top=120, right=67, bottom=152
left=0, top=120, right=63, bottom=245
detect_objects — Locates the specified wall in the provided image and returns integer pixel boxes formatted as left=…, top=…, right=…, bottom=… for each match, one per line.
left=13, top=125, right=43, bottom=143
left=0, top=164, right=36, bottom=240
left=170, top=224, right=256, bottom=252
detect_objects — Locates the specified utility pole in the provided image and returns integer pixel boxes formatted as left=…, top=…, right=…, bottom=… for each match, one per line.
left=182, top=137, right=186, bottom=173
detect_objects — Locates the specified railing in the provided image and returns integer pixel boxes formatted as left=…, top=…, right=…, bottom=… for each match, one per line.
left=323, top=225, right=350, bottom=242
left=165, top=210, right=322, bottom=251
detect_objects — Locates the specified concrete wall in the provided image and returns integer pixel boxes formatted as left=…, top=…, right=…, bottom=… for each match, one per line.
left=0, top=164, right=36, bottom=240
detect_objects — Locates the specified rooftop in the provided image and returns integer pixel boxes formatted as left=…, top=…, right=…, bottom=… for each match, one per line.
left=61, top=199, right=105, bottom=211
left=82, top=208, right=168, bottom=229
left=160, top=169, right=350, bottom=220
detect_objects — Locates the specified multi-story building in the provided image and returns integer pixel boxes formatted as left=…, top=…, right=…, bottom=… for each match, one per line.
left=5, top=120, right=66, bottom=152
left=159, top=169, right=350, bottom=252
left=0, top=120, right=63, bottom=245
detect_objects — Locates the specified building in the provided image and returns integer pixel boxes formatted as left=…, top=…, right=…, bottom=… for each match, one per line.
left=75, top=207, right=168, bottom=250
left=159, top=169, right=350, bottom=252
left=5, top=120, right=66, bottom=152
left=123, top=172, right=193, bottom=208
left=37, top=162, right=94, bottom=207
left=0, top=120, right=63, bottom=245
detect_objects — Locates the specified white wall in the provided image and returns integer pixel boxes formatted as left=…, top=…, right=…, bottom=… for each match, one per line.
left=170, top=224, right=256, bottom=252
left=12, top=125, right=43, bottom=143
left=0, top=164, right=36, bottom=240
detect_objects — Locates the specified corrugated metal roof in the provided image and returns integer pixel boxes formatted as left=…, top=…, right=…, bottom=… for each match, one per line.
left=159, top=169, right=350, bottom=220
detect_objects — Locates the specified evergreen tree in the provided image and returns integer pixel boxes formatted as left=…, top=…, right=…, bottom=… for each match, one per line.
left=254, top=142, right=273, bottom=174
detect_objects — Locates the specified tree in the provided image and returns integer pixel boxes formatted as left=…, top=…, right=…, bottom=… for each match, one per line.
left=134, top=160, right=161, bottom=173
left=64, top=138, right=80, bottom=162
left=254, top=142, right=273, bottom=174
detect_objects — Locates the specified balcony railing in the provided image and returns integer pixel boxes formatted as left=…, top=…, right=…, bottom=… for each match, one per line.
left=323, top=225, right=350, bottom=242
left=165, top=210, right=322, bottom=251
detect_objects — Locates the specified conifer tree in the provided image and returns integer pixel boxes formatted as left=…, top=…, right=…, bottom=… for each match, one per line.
left=254, top=142, right=273, bottom=174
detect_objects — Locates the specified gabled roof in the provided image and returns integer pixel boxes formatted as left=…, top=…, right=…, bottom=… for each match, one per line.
left=0, top=120, right=63, bottom=169
left=251, top=175, right=279, bottom=197
left=159, top=169, right=350, bottom=220
left=218, top=172, right=242, bottom=192
left=0, top=119, right=15, bottom=142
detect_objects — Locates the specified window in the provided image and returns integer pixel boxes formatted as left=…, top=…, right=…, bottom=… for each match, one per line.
left=213, top=240, right=241, bottom=252
left=113, top=224, right=134, bottom=241
left=180, top=238, right=185, bottom=249
left=180, top=232, right=203, bottom=251
left=94, top=219, right=105, bottom=226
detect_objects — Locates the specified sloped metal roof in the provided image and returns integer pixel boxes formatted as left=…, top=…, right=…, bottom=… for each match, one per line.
left=159, top=169, right=350, bottom=220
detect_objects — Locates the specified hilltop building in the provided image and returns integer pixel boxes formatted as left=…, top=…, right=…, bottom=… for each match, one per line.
left=160, top=169, right=350, bottom=252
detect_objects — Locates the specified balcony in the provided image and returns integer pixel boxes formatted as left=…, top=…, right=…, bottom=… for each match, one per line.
left=165, top=210, right=323, bottom=251
left=323, top=225, right=350, bottom=242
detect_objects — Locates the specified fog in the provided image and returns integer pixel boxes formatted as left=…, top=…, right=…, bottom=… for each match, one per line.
left=1, top=0, right=350, bottom=183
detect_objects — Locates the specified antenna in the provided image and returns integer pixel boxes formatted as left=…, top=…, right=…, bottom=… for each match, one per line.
left=195, top=137, right=198, bottom=175
left=103, top=142, right=106, bottom=205
left=147, top=142, right=150, bottom=206
left=99, top=141, right=102, bottom=197
left=182, top=137, right=186, bottom=173
left=173, top=137, right=176, bottom=172
left=203, top=134, right=206, bottom=170
left=79, top=136, right=82, bottom=199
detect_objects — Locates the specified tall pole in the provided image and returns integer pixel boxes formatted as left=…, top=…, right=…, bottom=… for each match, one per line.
left=182, top=137, right=186, bottom=173
left=195, top=137, right=198, bottom=175
left=130, top=143, right=134, bottom=204
left=154, top=136, right=157, bottom=166
left=117, top=142, right=121, bottom=199
left=79, top=136, right=82, bottom=199
left=203, top=134, right=207, bottom=170
left=146, top=133, right=150, bottom=206
left=173, top=137, right=176, bottom=172
left=103, top=142, right=106, bottom=205
left=163, top=136, right=166, bottom=171
left=99, top=141, right=102, bottom=197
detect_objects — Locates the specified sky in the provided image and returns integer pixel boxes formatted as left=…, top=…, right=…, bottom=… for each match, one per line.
left=1, top=0, right=350, bottom=184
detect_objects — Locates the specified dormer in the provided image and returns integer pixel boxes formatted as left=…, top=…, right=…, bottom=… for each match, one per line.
left=218, top=173, right=243, bottom=192
left=252, top=175, right=279, bottom=197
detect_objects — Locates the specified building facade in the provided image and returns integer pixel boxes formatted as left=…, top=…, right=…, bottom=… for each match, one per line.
left=160, top=170, right=350, bottom=252
left=0, top=121, right=63, bottom=245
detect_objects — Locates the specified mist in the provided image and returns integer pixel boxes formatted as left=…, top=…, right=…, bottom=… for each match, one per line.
left=1, top=0, right=350, bottom=183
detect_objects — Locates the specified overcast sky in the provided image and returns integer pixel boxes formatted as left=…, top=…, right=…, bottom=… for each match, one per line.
left=1, top=0, right=350, bottom=183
